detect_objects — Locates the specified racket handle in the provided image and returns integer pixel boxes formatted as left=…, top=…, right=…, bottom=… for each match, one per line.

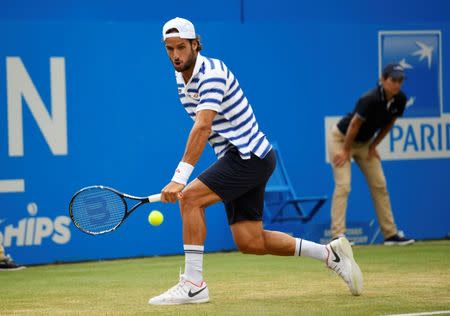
left=148, top=193, right=162, bottom=203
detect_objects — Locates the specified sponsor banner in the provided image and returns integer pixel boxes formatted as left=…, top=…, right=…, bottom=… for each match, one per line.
left=324, top=116, right=450, bottom=161
left=0, top=202, right=71, bottom=248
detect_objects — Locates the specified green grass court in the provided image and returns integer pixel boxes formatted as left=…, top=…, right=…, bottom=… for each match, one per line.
left=1, top=240, right=449, bottom=315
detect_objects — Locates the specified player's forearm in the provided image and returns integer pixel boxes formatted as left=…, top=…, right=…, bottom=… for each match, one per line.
left=181, top=124, right=211, bottom=166
left=343, top=122, right=360, bottom=151
left=343, top=115, right=364, bottom=151
left=371, top=120, right=395, bottom=148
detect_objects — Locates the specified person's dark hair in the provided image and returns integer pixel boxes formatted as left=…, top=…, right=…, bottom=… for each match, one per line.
left=165, top=28, right=203, bottom=52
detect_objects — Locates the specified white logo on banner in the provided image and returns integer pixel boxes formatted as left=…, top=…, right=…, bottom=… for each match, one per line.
left=1, top=57, right=68, bottom=193
left=325, top=30, right=449, bottom=161
left=0, top=203, right=71, bottom=247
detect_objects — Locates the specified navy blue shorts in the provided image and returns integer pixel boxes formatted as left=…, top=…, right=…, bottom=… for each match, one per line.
left=198, top=147, right=276, bottom=225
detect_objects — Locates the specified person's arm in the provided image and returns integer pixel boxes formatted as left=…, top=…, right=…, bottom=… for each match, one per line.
left=368, top=118, right=397, bottom=160
left=182, top=110, right=216, bottom=165
left=333, top=115, right=364, bottom=167
left=161, top=110, right=217, bottom=203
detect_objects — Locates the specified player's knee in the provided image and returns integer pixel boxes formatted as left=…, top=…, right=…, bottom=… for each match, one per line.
left=235, top=236, right=265, bottom=254
left=236, top=242, right=258, bottom=254
left=368, top=177, right=387, bottom=190
left=334, top=183, right=351, bottom=196
left=179, top=189, right=207, bottom=213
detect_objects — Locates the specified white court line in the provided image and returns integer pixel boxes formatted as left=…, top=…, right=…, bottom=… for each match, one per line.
left=385, top=310, right=450, bottom=316
left=0, top=179, right=25, bottom=193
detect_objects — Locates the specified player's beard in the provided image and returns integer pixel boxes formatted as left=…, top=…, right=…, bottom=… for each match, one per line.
left=173, top=48, right=196, bottom=73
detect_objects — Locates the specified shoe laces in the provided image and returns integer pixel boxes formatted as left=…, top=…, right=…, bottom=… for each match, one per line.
left=162, top=274, right=189, bottom=298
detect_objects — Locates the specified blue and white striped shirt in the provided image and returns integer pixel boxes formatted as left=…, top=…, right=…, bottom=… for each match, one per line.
left=175, top=53, right=272, bottom=160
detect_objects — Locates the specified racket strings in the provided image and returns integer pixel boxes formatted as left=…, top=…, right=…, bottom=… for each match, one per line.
left=70, top=188, right=126, bottom=234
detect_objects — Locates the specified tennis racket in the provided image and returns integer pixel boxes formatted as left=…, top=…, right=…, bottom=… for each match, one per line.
left=69, top=185, right=161, bottom=235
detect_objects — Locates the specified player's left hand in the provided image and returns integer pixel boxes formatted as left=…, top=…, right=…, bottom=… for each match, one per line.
left=368, top=145, right=380, bottom=160
left=161, top=181, right=185, bottom=203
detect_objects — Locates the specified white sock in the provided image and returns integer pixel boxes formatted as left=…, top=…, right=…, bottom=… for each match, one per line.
left=184, top=244, right=204, bottom=285
left=296, top=238, right=327, bottom=262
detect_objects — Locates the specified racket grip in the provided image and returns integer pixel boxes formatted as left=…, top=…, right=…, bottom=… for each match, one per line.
left=148, top=193, right=162, bottom=203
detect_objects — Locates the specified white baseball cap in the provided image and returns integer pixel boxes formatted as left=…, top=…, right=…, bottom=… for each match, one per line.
left=162, top=17, right=196, bottom=40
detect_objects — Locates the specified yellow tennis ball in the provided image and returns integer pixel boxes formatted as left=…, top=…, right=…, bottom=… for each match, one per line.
left=148, top=210, right=164, bottom=226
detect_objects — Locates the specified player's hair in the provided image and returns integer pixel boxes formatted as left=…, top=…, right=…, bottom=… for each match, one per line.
left=165, top=28, right=203, bottom=52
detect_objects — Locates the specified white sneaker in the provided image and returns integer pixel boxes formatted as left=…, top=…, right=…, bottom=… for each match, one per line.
left=326, top=237, right=363, bottom=296
left=148, top=275, right=209, bottom=305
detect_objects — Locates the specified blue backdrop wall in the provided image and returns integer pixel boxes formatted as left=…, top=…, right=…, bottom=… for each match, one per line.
left=1, top=0, right=449, bottom=264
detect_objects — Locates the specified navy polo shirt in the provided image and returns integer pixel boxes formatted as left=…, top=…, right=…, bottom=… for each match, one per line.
left=337, top=84, right=407, bottom=142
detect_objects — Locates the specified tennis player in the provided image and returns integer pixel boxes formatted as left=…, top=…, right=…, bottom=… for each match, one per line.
left=149, top=17, right=363, bottom=305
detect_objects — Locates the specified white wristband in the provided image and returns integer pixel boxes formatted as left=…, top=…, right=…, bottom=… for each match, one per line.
left=171, top=161, right=194, bottom=185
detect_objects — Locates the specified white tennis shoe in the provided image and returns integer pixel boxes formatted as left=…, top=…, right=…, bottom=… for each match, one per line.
left=148, top=274, right=209, bottom=305
left=326, top=237, right=363, bottom=296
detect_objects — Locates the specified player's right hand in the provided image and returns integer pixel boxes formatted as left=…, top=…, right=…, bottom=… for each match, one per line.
left=161, top=181, right=185, bottom=203
left=333, top=150, right=350, bottom=167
